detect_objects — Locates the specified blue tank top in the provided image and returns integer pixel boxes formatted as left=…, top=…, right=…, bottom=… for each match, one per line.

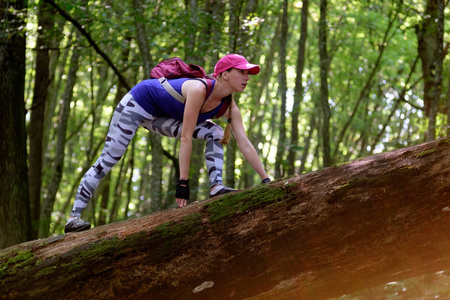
left=130, top=78, right=224, bottom=124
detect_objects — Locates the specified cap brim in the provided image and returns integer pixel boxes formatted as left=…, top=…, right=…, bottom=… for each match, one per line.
left=236, top=63, right=260, bottom=75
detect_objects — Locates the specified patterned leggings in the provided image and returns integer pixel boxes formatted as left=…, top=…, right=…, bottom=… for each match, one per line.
left=71, top=93, right=224, bottom=217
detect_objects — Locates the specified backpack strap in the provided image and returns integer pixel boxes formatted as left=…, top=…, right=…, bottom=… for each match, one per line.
left=187, top=78, right=214, bottom=102
left=213, top=95, right=232, bottom=119
left=158, top=77, right=213, bottom=104
left=203, top=79, right=214, bottom=100
left=158, top=77, right=185, bottom=103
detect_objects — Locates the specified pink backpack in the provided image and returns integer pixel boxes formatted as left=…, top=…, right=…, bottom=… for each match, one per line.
left=150, top=57, right=230, bottom=119
left=150, top=57, right=206, bottom=79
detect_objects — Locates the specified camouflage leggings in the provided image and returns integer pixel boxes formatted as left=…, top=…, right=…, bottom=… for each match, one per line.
left=71, top=93, right=224, bottom=217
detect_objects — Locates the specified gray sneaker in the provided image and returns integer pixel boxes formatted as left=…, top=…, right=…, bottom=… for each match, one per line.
left=64, top=217, right=91, bottom=233
left=210, top=185, right=237, bottom=198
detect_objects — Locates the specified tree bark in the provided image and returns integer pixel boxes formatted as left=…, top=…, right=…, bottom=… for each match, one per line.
left=2, top=137, right=450, bottom=298
left=0, top=0, right=32, bottom=249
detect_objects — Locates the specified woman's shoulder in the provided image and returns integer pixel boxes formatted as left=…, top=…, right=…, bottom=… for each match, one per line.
left=170, top=78, right=215, bottom=85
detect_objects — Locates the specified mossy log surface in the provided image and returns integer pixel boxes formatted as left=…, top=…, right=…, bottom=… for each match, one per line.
left=1, top=137, right=450, bottom=299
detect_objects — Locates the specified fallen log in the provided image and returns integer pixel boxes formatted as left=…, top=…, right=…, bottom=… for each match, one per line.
left=1, top=137, right=450, bottom=299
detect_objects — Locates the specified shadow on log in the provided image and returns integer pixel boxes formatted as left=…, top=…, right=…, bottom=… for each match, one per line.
left=1, top=137, right=450, bottom=299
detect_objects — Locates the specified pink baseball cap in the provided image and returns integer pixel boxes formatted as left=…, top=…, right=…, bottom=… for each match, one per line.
left=213, top=54, right=260, bottom=77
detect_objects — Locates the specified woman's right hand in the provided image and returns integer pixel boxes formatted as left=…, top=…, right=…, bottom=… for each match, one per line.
left=175, top=179, right=190, bottom=208
left=176, top=198, right=188, bottom=208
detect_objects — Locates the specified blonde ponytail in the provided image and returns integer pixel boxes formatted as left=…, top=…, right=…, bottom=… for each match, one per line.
left=219, top=97, right=233, bottom=145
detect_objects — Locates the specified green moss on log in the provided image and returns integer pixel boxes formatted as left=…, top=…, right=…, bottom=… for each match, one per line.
left=0, top=249, right=36, bottom=277
left=206, top=185, right=287, bottom=222
left=151, top=213, right=204, bottom=260
left=416, top=148, right=438, bottom=158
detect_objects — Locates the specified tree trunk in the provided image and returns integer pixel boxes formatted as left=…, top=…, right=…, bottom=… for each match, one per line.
left=249, top=21, right=280, bottom=179
left=109, top=155, right=127, bottom=223
left=0, top=0, right=31, bottom=249
left=225, top=139, right=237, bottom=188
left=132, top=0, right=153, bottom=73
left=228, top=0, right=243, bottom=52
left=189, top=139, right=205, bottom=202
left=225, top=0, right=262, bottom=189
left=416, top=0, right=440, bottom=140
left=318, top=0, right=331, bottom=168
left=138, top=132, right=155, bottom=214
left=39, top=32, right=81, bottom=237
left=298, top=115, right=316, bottom=174
left=28, top=0, right=55, bottom=239
left=97, top=173, right=111, bottom=226
left=124, top=141, right=135, bottom=219
left=287, top=0, right=309, bottom=176
left=2, top=137, right=450, bottom=298
left=42, top=18, right=66, bottom=163
left=185, top=24, right=206, bottom=202
left=132, top=0, right=164, bottom=210
left=447, top=61, right=450, bottom=136
left=185, top=0, right=198, bottom=59
left=203, top=0, right=226, bottom=69
left=275, top=0, right=288, bottom=179
left=223, top=0, right=241, bottom=190
left=430, top=0, right=444, bottom=140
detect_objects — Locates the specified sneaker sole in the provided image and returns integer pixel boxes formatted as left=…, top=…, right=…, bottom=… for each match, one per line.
left=64, top=224, right=91, bottom=234
left=210, top=188, right=237, bottom=198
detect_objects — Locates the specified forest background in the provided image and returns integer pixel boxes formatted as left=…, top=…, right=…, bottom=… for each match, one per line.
left=0, top=0, right=449, bottom=249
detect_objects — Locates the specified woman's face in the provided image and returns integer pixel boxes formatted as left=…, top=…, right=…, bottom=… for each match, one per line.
left=226, top=68, right=250, bottom=92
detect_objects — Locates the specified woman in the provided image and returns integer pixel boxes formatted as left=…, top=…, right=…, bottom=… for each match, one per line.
left=65, top=54, right=271, bottom=233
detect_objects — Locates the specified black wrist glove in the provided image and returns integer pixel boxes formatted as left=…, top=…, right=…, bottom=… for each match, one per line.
left=176, top=179, right=190, bottom=200
left=262, top=178, right=271, bottom=184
